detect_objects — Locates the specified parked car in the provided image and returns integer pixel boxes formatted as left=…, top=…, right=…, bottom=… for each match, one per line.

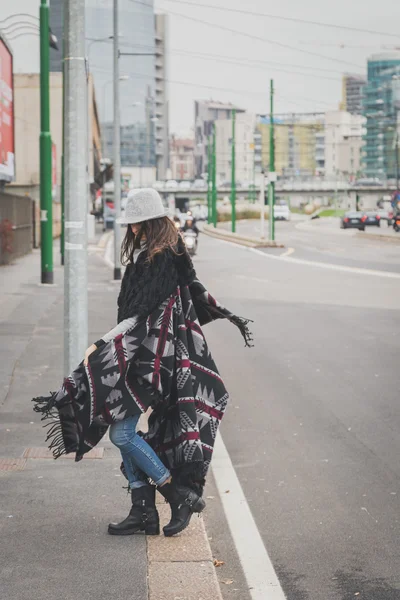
left=165, top=179, right=178, bottom=190
left=192, top=204, right=208, bottom=221
left=377, top=208, right=393, bottom=226
left=274, top=200, right=291, bottom=221
left=178, top=180, right=191, bottom=190
left=152, top=181, right=164, bottom=190
left=192, top=179, right=207, bottom=190
left=340, top=211, right=365, bottom=231
left=362, top=211, right=381, bottom=227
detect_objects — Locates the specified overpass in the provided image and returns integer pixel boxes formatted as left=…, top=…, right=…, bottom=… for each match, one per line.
left=158, top=184, right=395, bottom=208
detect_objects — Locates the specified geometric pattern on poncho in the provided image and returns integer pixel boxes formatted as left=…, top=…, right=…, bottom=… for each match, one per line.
left=36, top=281, right=231, bottom=481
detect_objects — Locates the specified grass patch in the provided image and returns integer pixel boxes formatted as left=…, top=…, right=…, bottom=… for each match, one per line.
left=318, top=209, right=346, bottom=218
left=217, top=209, right=265, bottom=222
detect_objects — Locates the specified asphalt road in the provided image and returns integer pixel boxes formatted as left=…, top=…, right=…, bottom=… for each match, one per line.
left=227, top=218, right=400, bottom=274
left=196, top=230, right=400, bottom=600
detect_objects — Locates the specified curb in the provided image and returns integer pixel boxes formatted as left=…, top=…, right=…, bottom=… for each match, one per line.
left=97, top=237, right=224, bottom=600
left=357, top=231, right=400, bottom=244
left=147, top=497, right=223, bottom=600
left=203, top=224, right=284, bottom=248
left=97, top=230, right=113, bottom=249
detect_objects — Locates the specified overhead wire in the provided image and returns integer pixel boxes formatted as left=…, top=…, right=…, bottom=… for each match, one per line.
left=157, top=0, right=400, bottom=39
left=90, top=63, right=334, bottom=110
left=93, top=37, right=349, bottom=76
left=130, top=0, right=363, bottom=68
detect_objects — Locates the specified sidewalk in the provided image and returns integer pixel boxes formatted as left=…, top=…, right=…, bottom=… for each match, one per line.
left=0, top=235, right=222, bottom=600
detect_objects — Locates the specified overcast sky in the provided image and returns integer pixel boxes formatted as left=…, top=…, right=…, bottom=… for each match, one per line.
left=153, top=0, right=400, bottom=134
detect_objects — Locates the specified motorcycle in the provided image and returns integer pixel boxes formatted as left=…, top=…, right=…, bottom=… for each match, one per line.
left=393, top=215, right=400, bottom=232
left=183, top=231, right=198, bottom=256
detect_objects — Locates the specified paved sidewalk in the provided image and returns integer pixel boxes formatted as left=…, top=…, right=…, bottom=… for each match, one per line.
left=0, top=237, right=222, bottom=600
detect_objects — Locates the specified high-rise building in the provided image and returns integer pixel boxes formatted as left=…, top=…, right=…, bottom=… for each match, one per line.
left=154, top=14, right=169, bottom=180
left=362, top=52, right=400, bottom=180
left=257, top=115, right=325, bottom=179
left=340, top=74, right=366, bottom=115
left=85, top=0, right=156, bottom=169
left=194, top=100, right=245, bottom=178
left=215, top=113, right=256, bottom=183
left=324, top=111, right=365, bottom=179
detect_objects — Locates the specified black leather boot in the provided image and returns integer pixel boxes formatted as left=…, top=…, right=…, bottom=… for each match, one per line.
left=108, top=485, right=160, bottom=536
left=158, top=480, right=206, bottom=537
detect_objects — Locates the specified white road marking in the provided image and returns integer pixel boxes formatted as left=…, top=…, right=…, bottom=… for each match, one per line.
left=210, top=236, right=400, bottom=278
left=250, top=247, right=400, bottom=279
left=212, top=434, right=287, bottom=600
left=280, top=247, right=295, bottom=258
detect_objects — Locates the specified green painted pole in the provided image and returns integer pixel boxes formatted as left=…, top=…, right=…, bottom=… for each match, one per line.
left=230, top=109, right=236, bottom=233
left=268, top=79, right=275, bottom=242
left=212, top=125, right=217, bottom=227
left=40, top=0, right=53, bottom=283
left=60, top=63, right=65, bottom=266
left=207, top=135, right=212, bottom=224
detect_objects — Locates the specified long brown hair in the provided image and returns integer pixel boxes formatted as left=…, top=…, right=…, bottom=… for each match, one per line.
left=121, top=216, right=179, bottom=266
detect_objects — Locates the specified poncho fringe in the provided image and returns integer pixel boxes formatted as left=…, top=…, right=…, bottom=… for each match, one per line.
left=33, top=249, right=253, bottom=488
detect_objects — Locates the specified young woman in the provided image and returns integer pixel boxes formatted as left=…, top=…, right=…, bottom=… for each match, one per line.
left=33, top=188, right=252, bottom=538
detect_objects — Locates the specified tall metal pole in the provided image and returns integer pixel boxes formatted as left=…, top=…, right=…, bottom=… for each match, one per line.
left=396, top=106, right=400, bottom=191
left=230, top=109, right=236, bottom=233
left=207, top=135, right=212, bottom=224
left=39, top=0, right=53, bottom=283
left=113, top=0, right=122, bottom=280
left=61, top=22, right=67, bottom=267
left=259, top=170, right=265, bottom=239
left=268, top=79, right=275, bottom=242
left=212, top=124, right=217, bottom=227
left=64, top=0, right=88, bottom=375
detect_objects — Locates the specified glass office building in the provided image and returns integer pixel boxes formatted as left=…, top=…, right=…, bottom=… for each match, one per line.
left=362, top=52, right=400, bottom=180
left=86, top=0, right=156, bottom=167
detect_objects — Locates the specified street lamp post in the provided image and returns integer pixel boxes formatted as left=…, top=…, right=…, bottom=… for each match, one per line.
left=113, top=0, right=122, bottom=281
left=395, top=105, right=400, bottom=190
left=63, top=0, right=88, bottom=375
left=212, top=125, right=217, bottom=227
left=268, top=79, right=276, bottom=242
left=39, top=0, right=53, bottom=284
left=230, top=109, right=236, bottom=233
left=207, top=137, right=212, bottom=224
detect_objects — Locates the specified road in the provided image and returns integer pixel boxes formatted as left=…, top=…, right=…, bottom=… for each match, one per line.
left=196, top=228, right=400, bottom=600
left=225, top=217, right=400, bottom=274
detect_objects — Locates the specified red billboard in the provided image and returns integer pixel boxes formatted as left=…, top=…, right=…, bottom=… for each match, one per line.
left=0, top=38, right=14, bottom=182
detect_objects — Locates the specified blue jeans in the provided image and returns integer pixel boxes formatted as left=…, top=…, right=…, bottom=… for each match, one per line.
left=109, top=415, right=170, bottom=489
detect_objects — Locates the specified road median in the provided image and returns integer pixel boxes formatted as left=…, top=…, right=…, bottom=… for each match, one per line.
left=357, top=230, right=400, bottom=243
left=202, top=223, right=284, bottom=248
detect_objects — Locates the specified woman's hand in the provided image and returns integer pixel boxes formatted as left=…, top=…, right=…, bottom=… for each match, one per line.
left=84, top=344, right=97, bottom=366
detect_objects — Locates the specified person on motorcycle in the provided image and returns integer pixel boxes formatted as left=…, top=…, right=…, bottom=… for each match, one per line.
left=182, top=217, right=199, bottom=236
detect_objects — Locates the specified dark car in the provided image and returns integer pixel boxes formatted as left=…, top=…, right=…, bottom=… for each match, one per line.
left=340, top=211, right=365, bottom=231
left=362, top=211, right=381, bottom=227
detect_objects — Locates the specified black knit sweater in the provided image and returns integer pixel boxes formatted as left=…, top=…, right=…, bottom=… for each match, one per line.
left=117, top=238, right=196, bottom=324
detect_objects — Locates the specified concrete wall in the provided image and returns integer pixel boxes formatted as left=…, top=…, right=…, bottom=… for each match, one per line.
left=12, top=73, right=63, bottom=191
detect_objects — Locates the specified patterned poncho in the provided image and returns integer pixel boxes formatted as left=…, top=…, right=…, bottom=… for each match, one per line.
left=33, top=244, right=252, bottom=489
